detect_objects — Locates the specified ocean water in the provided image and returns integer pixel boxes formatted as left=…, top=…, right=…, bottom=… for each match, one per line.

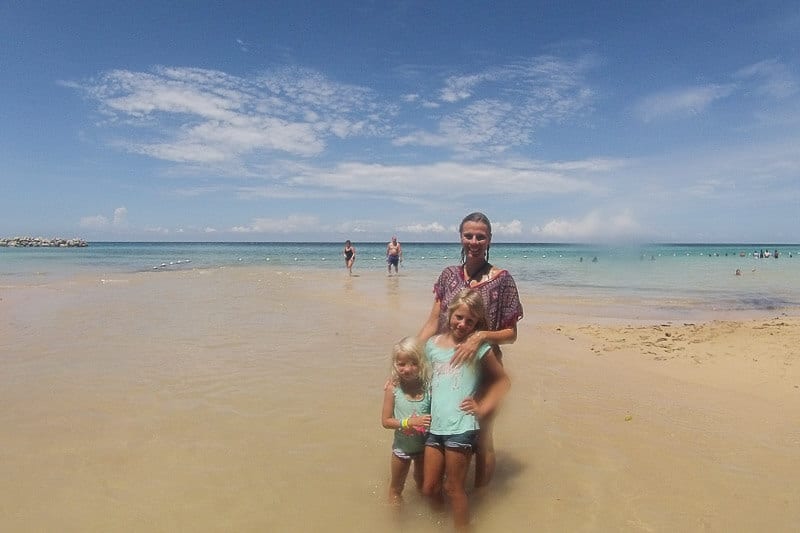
left=2, top=245, right=800, bottom=531
left=2, top=242, right=800, bottom=314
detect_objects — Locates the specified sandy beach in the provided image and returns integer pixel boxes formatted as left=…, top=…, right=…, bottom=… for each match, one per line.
left=1, top=266, right=799, bottom=531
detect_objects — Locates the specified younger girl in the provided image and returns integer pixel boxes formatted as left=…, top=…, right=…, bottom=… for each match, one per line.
left=422, top=289, right=510, bottom=530
left=381, top=336, right=432, bottom=504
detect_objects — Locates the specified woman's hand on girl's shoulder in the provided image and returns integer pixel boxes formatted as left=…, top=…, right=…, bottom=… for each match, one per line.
left=450, top=332, right=482, bottom=367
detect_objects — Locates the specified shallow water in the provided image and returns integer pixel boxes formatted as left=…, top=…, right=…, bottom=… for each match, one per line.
left=3, top=242, right=800, bottom=317
left=2, top=267, right=799, bottom=531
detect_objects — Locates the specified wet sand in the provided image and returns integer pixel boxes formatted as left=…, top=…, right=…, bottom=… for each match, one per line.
left=1, top=267, right=799, bottom=531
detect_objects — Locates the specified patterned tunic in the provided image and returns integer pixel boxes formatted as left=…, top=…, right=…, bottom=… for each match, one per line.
left=433, top=265, right=523, bottom=336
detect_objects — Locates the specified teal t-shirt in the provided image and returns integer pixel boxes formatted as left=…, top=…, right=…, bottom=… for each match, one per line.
left=425, top=336, right=491, bottom=435
left=392, top=386, right=431, bottom=455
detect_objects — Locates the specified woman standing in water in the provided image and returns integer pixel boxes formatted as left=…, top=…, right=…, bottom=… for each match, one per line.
left=417, top=212, right=523, bottom=488
left=343, top=240, right=356, bottom=275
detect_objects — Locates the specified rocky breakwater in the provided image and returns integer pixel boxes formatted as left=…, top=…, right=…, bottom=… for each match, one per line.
left=0, top=236, right=88, bottom=247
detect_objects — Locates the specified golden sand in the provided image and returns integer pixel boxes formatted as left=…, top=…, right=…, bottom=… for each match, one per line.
left=1, top=267, right=798, bottom=531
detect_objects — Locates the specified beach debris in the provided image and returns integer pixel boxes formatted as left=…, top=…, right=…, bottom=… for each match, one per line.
left=624, top=414, right=633, bottom=421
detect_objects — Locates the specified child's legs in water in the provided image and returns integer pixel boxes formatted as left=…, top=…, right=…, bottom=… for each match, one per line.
left=422, top=445, right=445, bottom=503
left=389, top=454, right=412, bottom=503
left=411, top=454, right=425, bottom=491
left=443, top=447, right=473, bottom=530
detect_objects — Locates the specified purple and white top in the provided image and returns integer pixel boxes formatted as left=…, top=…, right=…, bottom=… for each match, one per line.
left=433, top=265, right=523, bottom=336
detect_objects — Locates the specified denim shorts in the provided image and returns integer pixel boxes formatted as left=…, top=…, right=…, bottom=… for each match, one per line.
left=425, top=430, right=479, bottom=451
left=392, top=447, right=423, bottom=460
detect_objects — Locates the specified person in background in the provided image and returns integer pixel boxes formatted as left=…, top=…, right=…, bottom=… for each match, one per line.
left=386, top=235, right=402, bottom=275
left=343, top=240, right=356, bottom=275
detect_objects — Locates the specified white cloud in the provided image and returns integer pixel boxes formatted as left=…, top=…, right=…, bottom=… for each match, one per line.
left=493, top=220, right=523, bottom=236
left=531, top=210, right=642, bottom=241
left=735, top=59, right=798, bottom=99
left=71, top=66, right=388, bottom=164
left=398, top=56, right=595, bottom=154
left=634, top=84, right=735, bottom=122
left=289, top=159, right=604, bottom=198
left=231, top=214, right=319, bottom=233
left=113, top=207, right=128, bottom=227
left=144, top=226, right=170, bottom=234
left=441, top=72, right=495, bottom=103
left=79, top=215, right=109, bottom=229
left=79, top=206, right=128, bottom=230
left=399, top=222, right=449, bottom=234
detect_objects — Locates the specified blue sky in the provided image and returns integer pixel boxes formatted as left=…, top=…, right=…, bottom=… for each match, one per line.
left=2, top=1, right=799, bottom=243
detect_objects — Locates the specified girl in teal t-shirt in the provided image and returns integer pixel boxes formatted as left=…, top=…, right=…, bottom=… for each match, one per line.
left=421, top=289, right=510, bottom=530
left=381, top=336, right=431, bottom=504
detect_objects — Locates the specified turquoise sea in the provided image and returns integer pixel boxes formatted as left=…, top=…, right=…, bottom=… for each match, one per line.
left=3, top=242, right=800, bottom=314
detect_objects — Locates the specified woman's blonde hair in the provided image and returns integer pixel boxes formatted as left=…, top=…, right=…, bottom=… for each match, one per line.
left=390, top=336, right=430, bottom=388
left=447, top=288, right=488, bottom=332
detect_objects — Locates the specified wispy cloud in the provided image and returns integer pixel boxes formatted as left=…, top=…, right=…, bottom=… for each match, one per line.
left=399, top=222, right=449, bottom=234
left=285, top=160, right=604, bottom=198
left=396, top=55, right=595, bottom=155
left=735, top=59, right=798, bottom=98
left=231, top=214, right=319, bottom=233
left=634, top=84, right=735, bottom=122
left=68, top=56, right=597, bottom=175
left=440, top=72, right=497, bottom=103
left=68, top=66, right=389, bottom=164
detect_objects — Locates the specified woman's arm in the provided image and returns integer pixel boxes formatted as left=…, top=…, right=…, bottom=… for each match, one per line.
left=468, top=324, right=517, bottom=349
left=450, top=323, right=517, bottom=367
left=460, top=348, right=510, bottom=418
left=417, top=299, right=441, bottom=343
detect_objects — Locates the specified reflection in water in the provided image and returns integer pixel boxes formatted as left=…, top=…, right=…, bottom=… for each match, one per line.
left=386, top=274, right=400, bottom=298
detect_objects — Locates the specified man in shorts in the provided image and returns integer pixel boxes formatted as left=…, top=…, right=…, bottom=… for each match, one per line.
left=386, top=235, right=402, bottom=275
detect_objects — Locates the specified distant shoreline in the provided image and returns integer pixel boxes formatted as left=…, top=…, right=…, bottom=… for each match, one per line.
left=0, top=237, right=87, bottom=247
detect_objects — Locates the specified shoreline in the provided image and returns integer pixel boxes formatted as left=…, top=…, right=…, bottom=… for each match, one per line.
left=4, top=263, right=798, bottom=323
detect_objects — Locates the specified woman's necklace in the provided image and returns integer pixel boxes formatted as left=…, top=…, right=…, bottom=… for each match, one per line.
left=464, top=261, right=490, bottom=285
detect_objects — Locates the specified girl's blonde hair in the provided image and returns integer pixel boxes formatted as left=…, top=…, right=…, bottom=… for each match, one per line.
left=447, top=288, right=488, bottom=332
left=390, top=336, right=430, bottom=387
